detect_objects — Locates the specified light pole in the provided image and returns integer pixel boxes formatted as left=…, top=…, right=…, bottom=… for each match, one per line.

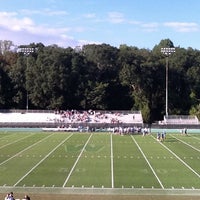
left=17, top=47, right=36, bottom=112
left=161, top=47, right=175, bottom=117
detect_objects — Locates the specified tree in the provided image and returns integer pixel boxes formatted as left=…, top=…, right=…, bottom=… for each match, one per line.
left=82, top=44, right=119, bottom=82
left=9, top=56, right=27, bottom=108
left=66, top=52, right=88, bottom=109
left=26, top=46, right=71, bottom=109
left=2, top=39, right=200, bottom=123
left=0, top=40, right=15, bottom=55
left=190, top=104, right=200, bottom=120
left=85, top=81, right=109, bottom=110
left=0, top=54, right=14, bottom=108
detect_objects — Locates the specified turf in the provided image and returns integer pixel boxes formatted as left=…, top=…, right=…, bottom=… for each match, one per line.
left=0, top=131, right=200, bottom=199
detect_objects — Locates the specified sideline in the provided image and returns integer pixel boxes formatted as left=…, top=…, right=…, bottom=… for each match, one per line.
left=150, top=129, right=200, bottom=134
left=0, top=186, right=200, bottom=196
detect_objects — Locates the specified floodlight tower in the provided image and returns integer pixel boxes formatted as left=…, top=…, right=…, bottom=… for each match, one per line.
left=17, top=47, right=36, bottom=112
left=161, top=47, right=175, bottom=117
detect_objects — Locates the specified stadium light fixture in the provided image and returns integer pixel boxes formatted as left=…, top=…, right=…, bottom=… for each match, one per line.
left=17, top=47, right=37, bottom=112
left=161, top=47, right=175, bottom=117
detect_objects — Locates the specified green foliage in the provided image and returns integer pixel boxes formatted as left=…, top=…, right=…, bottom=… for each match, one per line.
left=189, top=104, right=200, bottom=120
left=86, top=82, right=109, bottom=110
left=2, top=39, right=200, bottom=123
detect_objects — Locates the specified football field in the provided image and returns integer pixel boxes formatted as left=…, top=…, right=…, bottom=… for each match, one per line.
left=0, top=131, right=200, bottom=196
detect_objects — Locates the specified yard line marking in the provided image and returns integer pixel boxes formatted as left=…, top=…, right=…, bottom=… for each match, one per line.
left=110, top=133, right=114, bottom=188
left=62, top=133, right=93, bottom=187
left=0, top=134, right=34, bottom=149
left=190, top=134, right=200, bottom=141
left=152, top=136, right=200, bottom=178
left=0, top=133, right=54, bottom=166
left=131, top=136, right=164, bottom=189
left=170, top=135, right=200, bottom=153
left=13, top=133, right=73, bottom=186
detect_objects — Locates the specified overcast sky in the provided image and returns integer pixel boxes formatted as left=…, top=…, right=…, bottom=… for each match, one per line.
left=1, top=0, right=200, bottom=49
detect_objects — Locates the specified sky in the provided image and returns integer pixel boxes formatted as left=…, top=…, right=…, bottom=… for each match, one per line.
left=0, top=0, right=200, bottom=50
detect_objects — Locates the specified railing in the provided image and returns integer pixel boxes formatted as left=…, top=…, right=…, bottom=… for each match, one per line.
left=0, top=109, right=141, bottom=114
left=0, top=109, right=54, bottom=113
left=163, top=115, right=199, bottom=125
left=165, top=115, right=197, bottom=119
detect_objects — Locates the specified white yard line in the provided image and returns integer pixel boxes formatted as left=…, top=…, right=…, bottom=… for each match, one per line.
left=14, top=133, right=73, bottom=186
left=110, top=133, right=114, bottom=188
left=0, top=133, right=54, bottom=166
left=191, top=135, right=200, bottom=141
left=62, top=133, right=93, bottom=187
left=152, top=136, right=200, bottom=178
left=170, top=135, right=200, bottom=153
left=131, top=135, right=164, bottom=189
left=0, top=133, right=34, bottom=149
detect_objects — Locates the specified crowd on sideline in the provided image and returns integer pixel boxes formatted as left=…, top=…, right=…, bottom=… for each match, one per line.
left=49, top=124, right=144, bottom=135
left=111, top=126, right=142, bottom=135
left=4, top=192, right=30, bottom=200
left=53, top=109, right=141, bottom=124
left=0, top=109, right=143, bottom=125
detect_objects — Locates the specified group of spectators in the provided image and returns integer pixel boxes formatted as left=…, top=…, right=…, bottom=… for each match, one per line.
left=112, top=126, right=142, bottom=135
left=4, top=192, right=30, bottom=200
left=54, top=109, right=126, bottom=124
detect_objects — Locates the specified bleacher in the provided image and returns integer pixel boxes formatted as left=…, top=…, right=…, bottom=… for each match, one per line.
left=0, top=112, right=55, bottom=123
left=0, top=110, right=143, bottom=128
left=159, top=115, right=199, bottom=125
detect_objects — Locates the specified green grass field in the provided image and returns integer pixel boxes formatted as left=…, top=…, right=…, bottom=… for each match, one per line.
left=0, top=130, right=200, bottom=197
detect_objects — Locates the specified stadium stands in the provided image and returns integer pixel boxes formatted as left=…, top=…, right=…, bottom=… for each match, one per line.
left=0, top=110, right=143, bottom=128
left=159, top=115, right=199, bottom=125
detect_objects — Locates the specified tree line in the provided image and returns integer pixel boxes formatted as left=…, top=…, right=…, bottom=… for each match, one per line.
left=0, top=38, right=200, bottom=123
